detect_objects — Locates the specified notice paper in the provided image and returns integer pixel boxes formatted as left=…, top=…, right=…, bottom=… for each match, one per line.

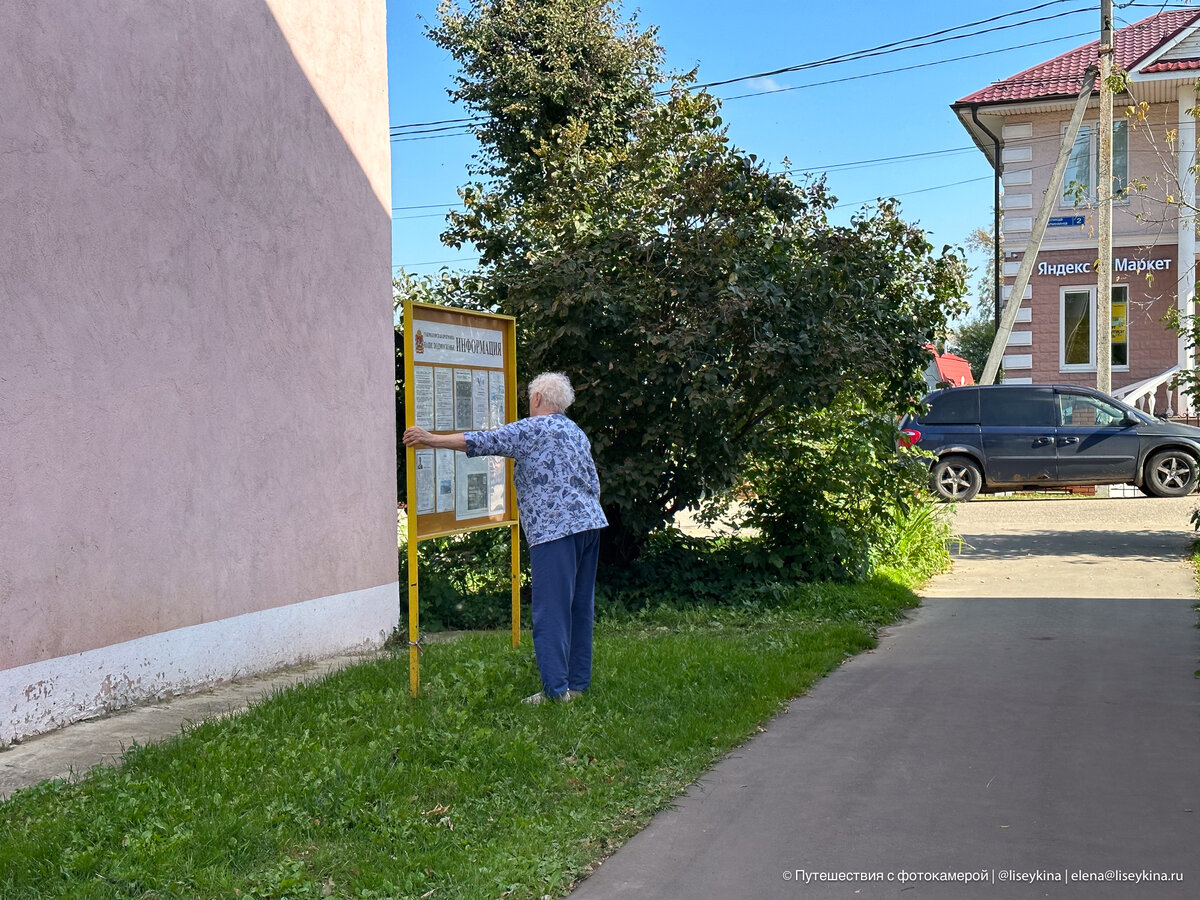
left=412, top=366, right=434, bottom=429
left=455, top=452, right=491, bottom=520
left=435, top=449, right=455, bottom=513
left=488, top=455, right=507, bottom=516
left=414, top=449, right=435, bottom=514
left=454, top=369, right=474, bottom=431
left=473, top=370, right=489, bottom=429
left=434, top=369, right=454, bottom=431
left=489, top=371, right=506, bottom=428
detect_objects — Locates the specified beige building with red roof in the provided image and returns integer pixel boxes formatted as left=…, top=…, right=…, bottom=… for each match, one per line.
left=953, top=9, right=1200, bottom=413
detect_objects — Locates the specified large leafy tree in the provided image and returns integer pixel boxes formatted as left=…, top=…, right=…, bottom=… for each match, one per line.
left=417, top=0, right=965, bottom=565
left=948, top=225, right=1000, bottom=381
left=953, top=312, right=999, bottom=383
left=431, top=0, right=662, bottom=200
left=964, top=225, right=998, bottom=324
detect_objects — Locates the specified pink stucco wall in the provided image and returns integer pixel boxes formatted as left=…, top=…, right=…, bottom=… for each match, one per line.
left=1, top=2, right=394, bottom=675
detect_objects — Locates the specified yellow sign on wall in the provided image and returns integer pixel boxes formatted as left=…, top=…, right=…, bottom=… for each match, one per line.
left=402, top=300, right=520, bottom=696
left=1111, top=298, right=1128, bottom=343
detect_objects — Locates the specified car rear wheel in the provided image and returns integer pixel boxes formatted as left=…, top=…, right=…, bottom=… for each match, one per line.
left=1142, top=449, right=1200, bottom=497
left=931, top=456, right=982, bottom=502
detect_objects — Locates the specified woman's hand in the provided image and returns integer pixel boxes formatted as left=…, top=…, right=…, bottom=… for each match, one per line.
left=402, top=427, right=468, bottom=452
left=403, top=426, right=435, bottom=447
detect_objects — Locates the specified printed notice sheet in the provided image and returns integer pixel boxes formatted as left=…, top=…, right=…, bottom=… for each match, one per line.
left=488, top=371, right=506, bottom=428
left=488, top=456, right=507, bottom=516
left=434, top=369, right=454, bottom=431
left=455, top=452, right=491, bottom=520
left=472, top=370, right=489, bottom=429
left=454, top=369, right=474, bottom=431
left=412, top=366, right=435, bottom=429
left=435, top=449, right=455, bottom=513
left=414, top=449, right=435, bottom=513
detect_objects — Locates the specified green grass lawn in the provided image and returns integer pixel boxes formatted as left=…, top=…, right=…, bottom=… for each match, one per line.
left=0, top=576, right=920, bottom=899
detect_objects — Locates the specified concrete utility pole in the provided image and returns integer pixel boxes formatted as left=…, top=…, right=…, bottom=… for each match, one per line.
left=1178, top=83, right=1197, bottom=416
left=980, top=70, right=1099, bottom=385
left=1097, top=0, right=1114, bottom=396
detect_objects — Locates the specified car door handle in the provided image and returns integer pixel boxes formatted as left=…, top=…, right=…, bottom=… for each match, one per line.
left=1033, top=436, right=1054, bottom=446
left=1058, top=436, right=1080, bottom=445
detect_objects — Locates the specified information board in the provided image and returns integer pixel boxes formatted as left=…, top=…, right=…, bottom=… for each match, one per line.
left=402, top=300, right=520, bottom=696
left=404, top=302, right=518, bottom=539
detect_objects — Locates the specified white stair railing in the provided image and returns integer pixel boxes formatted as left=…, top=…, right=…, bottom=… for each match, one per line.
left=1110, top=365, right=1180, bottom=416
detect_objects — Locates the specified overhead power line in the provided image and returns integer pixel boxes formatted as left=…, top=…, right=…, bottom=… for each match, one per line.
left=394, top=256, right=481, bottom=270
left=389, top=26, right=1101, bottom=142
left=393, top=202, right=466, bottom=212
left=391, top=116, right=478, bottom=131
left=717, top=31, right=1093, bottom=102
left=389, top=1, right=1200, bottom=139
left=389, top=2, right=1197, bottom=259
left=789, top=147, right=977, bottom=175
left=391, top=133, right=1085, bottom=217
left=389, top=121, right=481, bottom=137
left=391, top=126, right=1116, bottom=227
left=390, top=0, right=1093, bottom=136
left=833, top=176, right=993, bottom=209
left=393, top=171, right=1004, bottom=268
left=391, top=130, right=476, bottom=143
left=393, top=211, right=460, bottom=221
left=674, top=1, right=1094, bottom=94
left=390, top=25, right=1092, bottom=143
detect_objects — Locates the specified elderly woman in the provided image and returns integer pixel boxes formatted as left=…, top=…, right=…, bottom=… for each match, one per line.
left=402, top=372, right=607, bottom=704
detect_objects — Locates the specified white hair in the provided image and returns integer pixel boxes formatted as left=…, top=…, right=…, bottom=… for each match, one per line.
left=529, top=372, right=575, bottom=412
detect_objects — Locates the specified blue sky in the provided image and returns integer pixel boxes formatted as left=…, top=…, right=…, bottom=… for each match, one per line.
left=387, top=0, right=1154, bottom=309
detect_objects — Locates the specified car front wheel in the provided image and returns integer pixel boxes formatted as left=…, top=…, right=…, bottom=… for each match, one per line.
left=1143, top=449, right=1200, bottom=497
left=931, top=455, right=983, bottom=502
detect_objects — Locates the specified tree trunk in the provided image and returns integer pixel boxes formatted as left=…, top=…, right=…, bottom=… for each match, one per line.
left=599, top=504, right=644, bottom=568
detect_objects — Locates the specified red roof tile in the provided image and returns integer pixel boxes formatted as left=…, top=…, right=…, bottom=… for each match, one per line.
left=955, top=10, right=1200, bottom=106
left=1142, top=57, right=1200, bottom=74
left=934, top=351, right=974, bottom=388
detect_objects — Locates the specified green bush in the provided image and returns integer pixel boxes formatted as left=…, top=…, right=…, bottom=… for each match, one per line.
left=400, top=527, right=528, bottom=632
left=594, top=530, right=774, bottom=614
left=398, top=458, right=955, bottom=631
left=871, top=500, right=957, bottom=585
left=731, top=391, right=941, bottom=582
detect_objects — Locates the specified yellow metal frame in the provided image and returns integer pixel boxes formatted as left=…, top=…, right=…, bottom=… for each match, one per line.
left=403, top=300, right=520, bottom=697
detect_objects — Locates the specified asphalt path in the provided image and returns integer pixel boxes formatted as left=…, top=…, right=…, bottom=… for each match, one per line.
left=569, top=497, right=1200, bottom=899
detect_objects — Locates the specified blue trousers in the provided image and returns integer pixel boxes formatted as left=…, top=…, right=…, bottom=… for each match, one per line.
left=528, top=528, right=601, bottom=699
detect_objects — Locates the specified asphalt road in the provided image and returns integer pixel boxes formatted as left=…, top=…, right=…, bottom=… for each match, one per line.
left=569, top=496, right=1200, bottom=899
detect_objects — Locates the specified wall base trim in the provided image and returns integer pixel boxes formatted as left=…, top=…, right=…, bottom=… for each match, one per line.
left=2, top=582, right=400, bottom=745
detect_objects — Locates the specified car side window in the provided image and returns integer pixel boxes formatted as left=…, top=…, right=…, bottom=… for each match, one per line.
left=979, top=387, right=1056, bottom=426
left=919, top=389, right=980, bottom=425
left=1057, top=393, right=1125, bottom=427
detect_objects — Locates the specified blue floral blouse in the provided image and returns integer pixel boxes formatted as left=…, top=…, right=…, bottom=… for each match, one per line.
left=464, top=413, right=608, bottom=546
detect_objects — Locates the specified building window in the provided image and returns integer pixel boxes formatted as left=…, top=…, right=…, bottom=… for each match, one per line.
left=1062, top=121, right=1128, bottom=207
left=1059, top=285, right=1130, bottom=371
left=1063, top=288, right=1091, bottom=367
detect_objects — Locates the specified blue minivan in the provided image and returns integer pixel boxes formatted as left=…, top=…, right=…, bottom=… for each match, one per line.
left=901, top=384, right=1200, bottom=501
